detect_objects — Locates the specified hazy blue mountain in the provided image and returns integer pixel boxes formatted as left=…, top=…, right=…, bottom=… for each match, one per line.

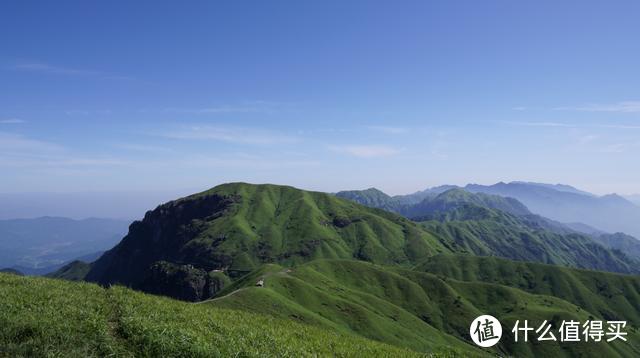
left=0, top=268, right=23, bottom=276
left=392, top=185, right=460, bottom=205
left=338, top=187, right=535, bottom=220
left=335, top=187, right=640, bottom=271
left=0, top=189, right=196, bottom=220
left=563, top=222, right=607, bottom=236
left=0, top=217, right=128, bottom=270
left=334, top=188, right=402, bottom=212
left=625, top=194, right=640, bottom=206
left=591, top=232, right=640, bottom=260
left=400, top=188, right=531, bottom=219
left=510, top=181, right=596, bottom=197
left=9, top=250, right=106, bottom=276
left=465, top=182, right=640, bottom=238
left=336, top=185, right=462, bottom=210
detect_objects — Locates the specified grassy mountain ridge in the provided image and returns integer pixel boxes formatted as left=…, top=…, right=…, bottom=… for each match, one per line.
left=335, top=186, right=640, bottom=274
left=45, top=260, right=91, bottom=281
left=210, top=258, right=640, bottom=357
left=417, top=255, right=640, bottom=326
left=86, top=183, right=454, bottom=301
left=84, top=182, right=639, bottom=305
left=420, top=215, right=639, bottom=274
left=9, top=182, right=640, bottom=356
left=402, top=188, right=531, bottom=219
left=592, top=233, right=640, bottom=260
left=0, top=272, right=428, bottom=357
left=334, top=187, right=403, bottom=212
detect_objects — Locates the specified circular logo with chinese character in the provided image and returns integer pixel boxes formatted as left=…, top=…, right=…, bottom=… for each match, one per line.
left=470, top=315, right=502, bottom=347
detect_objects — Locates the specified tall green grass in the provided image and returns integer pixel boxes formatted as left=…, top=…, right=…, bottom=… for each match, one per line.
left=0, top=273, right=431, bottom=357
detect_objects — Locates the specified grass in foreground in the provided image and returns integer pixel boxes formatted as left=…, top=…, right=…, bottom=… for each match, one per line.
left=0, top=273, right=437, bottom=357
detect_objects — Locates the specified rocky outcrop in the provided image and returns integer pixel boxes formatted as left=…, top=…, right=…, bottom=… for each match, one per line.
left=86, top=193, right=236, bottom=289
left=141, top=261, right=231, bottom=301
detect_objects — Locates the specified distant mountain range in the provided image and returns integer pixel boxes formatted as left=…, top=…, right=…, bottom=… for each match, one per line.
left=40, top=182, right=640, bottom=357
left=337, top=187, right=640, bottom=263
left=0, top=217, right=129, bottom=273
left=338, top=181, right=640, bottom=239
left=465, top=182, right=640, bottom=238
left=79, top=183, right=640, bottom=305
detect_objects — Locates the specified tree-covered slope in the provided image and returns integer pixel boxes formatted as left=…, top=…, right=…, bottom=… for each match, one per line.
left=0, top=273, right=429, bottom=357
left=86, top=183, right=454, bottom=301
left=210, top=258, right=640, bottom=357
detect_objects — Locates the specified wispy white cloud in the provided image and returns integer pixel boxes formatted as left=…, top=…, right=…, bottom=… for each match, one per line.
left=11, top=62, right=133, bottom=80
left=577, top=135, right=599, bottom=144
left=0, top=132, right=129, bottom=168
left=0, top=118, right=25, bottom=124
left=500, top=121, right=640, bottom=130
left=500, top=121, right=576, bottom=128
left=161, top=125, right=300, bottom=145
left=178, top=154, right=320, bottom=169
left=65, top=109, right=112, bottom=116
left=0, top=132, right=64, bottom=154
left=597, top=124, right=640, bottom=130
left=155, top=100, right=294, bottom=115
left=367, top=125, right=408, bottom=134
left=329, top=145, right=401, bottom=158
left=600, top=143, right=628, bottom=153
left=113, top=143, right=175, bottom=153
left=555, top=101, right=640, bottom=113
left=12, top=62, right=101, bottom=76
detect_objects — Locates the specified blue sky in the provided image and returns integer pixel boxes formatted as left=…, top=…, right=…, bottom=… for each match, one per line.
left=1, top=1, right=639, bottom=196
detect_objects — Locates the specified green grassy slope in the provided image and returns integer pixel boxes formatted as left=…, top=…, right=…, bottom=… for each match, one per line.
left=337, top=186, right=640, bottom=274
left=210, top=259, right=640, bottom=357
left=416, top=254, right=640, bottom=327
left=402, top=188, right=532, bottom=218
left=45, top=260, right=90, bottom=281
left=0, top=272, right=434, bottom=357
left=335, top=187, right=404, bottom=212
left=87, top=183, right=454, bottom=300
left=593, top=232, right=640, bottom=260
left=421, top=214, right=639, bottom=273
left=84, top=182, right=639, bottom=305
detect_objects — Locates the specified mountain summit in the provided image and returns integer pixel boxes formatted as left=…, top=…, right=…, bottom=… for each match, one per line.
left=86, top=183, right=452, bottom=300
left=86, top=183, right=639, bottom=301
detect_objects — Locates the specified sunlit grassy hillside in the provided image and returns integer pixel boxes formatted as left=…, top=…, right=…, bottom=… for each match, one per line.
left=0, top=273, right=438, bottom=358
left=210, top=257, right=640, bottom=357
